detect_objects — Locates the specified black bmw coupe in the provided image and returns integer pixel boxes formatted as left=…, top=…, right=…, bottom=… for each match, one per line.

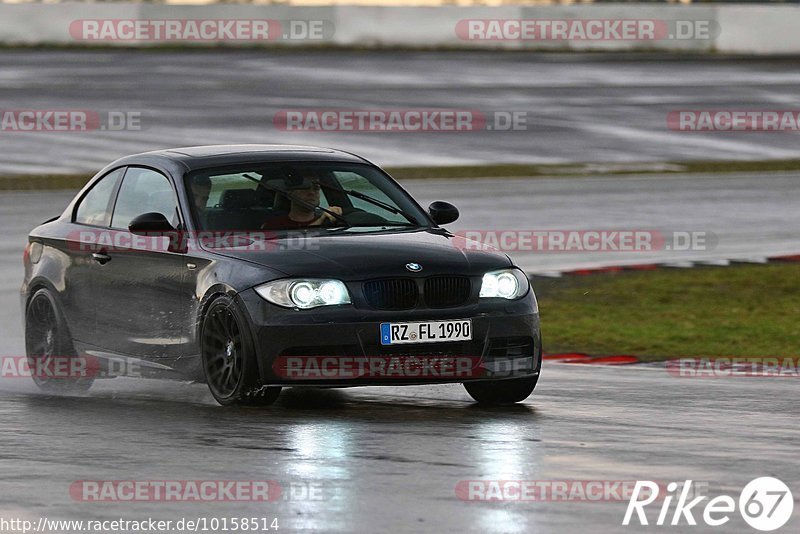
left=22, top=145, right=541, bottom=406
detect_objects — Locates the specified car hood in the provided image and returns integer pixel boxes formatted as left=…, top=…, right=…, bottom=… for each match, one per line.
left=206, top=228, right=512, bottom=280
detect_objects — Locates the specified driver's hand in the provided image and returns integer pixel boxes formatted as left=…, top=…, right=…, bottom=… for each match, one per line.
left=313, top=206, right=343, bottom=225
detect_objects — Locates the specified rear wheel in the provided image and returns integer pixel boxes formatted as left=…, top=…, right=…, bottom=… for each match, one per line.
left=200, top=296, right=281, bottom=406
left=25, top=288, right=94, bottom=393
left=463, top=374, right=539, bottom=405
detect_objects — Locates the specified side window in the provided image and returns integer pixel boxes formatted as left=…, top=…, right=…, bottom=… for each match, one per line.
left=204, top=173, right=259, bottom=209
left=74, top=168, right=124, bottom=227
left=111, top=168, right=179, bottom=230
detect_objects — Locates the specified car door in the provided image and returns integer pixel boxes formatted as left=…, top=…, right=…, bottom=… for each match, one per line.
left=60, top=167, right=126, bottom=345
left=92, top=166, right=197, bottom=360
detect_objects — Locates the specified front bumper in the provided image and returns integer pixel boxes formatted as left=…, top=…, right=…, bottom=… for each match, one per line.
left=237, top=288, right=542, bottom=387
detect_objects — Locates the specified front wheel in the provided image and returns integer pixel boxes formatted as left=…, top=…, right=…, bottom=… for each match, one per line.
left=463, top=374, right=539, bottom=405
left=200, top=296, right=281, bottom=406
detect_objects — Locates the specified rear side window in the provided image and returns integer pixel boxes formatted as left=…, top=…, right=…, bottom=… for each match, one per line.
left=111, top=167, right=179, bottom=230
left=74, top=168, right=124, bottom=227
left=203, top=172, right=259, bottom=209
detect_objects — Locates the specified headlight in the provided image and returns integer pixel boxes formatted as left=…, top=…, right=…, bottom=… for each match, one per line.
left=479, top=269, right=529, bottom=300
left=255, top=279, right=351, bottom=309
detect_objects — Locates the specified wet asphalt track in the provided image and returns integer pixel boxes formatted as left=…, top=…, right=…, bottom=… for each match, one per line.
left=3, top=51, right=800, bottom=173
left=0, top=366, right=798, bottom=534
left=0, top=182, right=798, bottom=533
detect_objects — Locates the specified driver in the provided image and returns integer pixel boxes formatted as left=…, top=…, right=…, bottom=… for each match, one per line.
left=262, top=171, right=343, bottom=229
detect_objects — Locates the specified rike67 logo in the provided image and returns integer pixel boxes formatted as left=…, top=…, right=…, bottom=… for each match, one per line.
left=623, top=478, right=793, bottom=531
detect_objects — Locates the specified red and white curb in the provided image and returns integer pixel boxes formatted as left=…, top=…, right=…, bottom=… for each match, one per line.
left=544, top=354, right=800, bottom=378
left=544, top=353, right=641, bottom=365
left=530, top=253, right=800, bottom=278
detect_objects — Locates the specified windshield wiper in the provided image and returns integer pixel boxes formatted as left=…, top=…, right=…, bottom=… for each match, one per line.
left=320, top=223, right=418, bottom=235
left=322, top=185, right=420, bottom=226
left=241, top=173, right=350, bottom=228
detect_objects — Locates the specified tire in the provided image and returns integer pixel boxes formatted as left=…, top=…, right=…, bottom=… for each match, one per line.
left=463, top=374, right=539, bottom=405
left=200, top=295, right=281, bottom=406
left=25, top=288, right=94, bottom=393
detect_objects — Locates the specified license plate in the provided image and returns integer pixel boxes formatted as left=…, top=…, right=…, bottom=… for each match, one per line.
left=380, top=319, right=472, bottom=345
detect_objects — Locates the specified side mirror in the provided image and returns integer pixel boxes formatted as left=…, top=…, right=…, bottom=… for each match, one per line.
left=128, top=212, right=177, bottom=235
left=428, top=201, right=459, bottom=225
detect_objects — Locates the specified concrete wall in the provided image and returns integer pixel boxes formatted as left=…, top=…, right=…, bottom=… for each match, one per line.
left=0, top=3, right=797, bottom=54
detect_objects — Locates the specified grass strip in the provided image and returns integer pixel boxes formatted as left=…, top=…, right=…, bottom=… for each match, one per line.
left=534, top=262, right=800, bottom=362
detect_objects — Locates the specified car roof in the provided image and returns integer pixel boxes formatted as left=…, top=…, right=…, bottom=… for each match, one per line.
left=113, top=144, right=370, bottom=173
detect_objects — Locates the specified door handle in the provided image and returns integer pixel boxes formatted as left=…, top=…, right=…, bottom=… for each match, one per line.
left=92, top=252, right=111, bottom=265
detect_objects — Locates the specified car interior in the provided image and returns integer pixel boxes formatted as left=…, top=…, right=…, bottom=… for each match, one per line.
left=196, top=168, right=396, bottom=231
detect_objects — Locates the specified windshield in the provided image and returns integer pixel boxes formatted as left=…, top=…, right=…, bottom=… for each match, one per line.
left=185, top=162, right=429, bottom=233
